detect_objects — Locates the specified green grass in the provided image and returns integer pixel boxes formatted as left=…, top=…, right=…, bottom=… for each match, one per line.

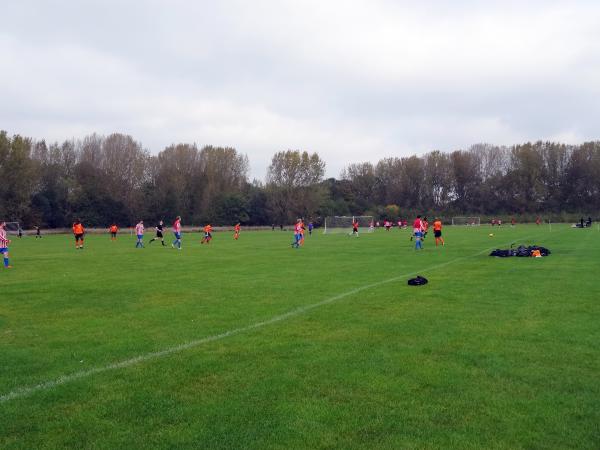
left=1, top=225, right=599, bottom=449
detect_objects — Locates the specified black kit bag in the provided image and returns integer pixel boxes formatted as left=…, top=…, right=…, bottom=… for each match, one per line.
left=408, top=275, right=428, bottom=286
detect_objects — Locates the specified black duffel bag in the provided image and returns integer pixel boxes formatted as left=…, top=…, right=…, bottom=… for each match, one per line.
left=408, top=275, right=428, bottom=286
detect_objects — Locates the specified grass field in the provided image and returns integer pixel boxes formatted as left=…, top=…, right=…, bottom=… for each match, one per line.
left=1, top=224, right=599, bottom=449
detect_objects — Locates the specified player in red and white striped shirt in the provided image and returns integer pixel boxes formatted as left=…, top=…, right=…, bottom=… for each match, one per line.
left=0, top=222, right=13, bottom=268
left=172, top=216, right=182, bottom=249
left=135, top=221, right=145, bottom=248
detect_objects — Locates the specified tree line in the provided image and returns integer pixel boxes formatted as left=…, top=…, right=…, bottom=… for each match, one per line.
left=1, top=130, right=599, bottom=228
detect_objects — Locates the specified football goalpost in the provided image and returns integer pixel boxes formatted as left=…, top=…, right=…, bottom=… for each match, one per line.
left=3, top=221, right=21, bottom=235
left=451, top=217, right=481, bottom=226
left=323, top=216, right=374, bottom=234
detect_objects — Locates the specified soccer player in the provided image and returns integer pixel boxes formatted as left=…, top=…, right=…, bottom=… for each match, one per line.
left=422, top=217, right=429, bottom=239
left=72, top=219, right=85, bottom=249
left=433, top=218, right=444, bottom=246
left=234, top=223, right=241, bottom=240
left=0, top=222, right=13, bottom=268
left=535, top=217, right=541, bottom=226
left=172, top=216, right=182, bottom=249
left=351, top=218, right=359, bottom=237
left=149, top=220, right=166, bottom=245
left=135, top=220, right=145, bottom=248
left=109, top=223, right=118, bottom=241
left=300, top=220, right=306, bottom=245
left=308, top=222, right=313, bottom=236
left=201, top=224, right=213, bottom=244
left=291, top=219, right=303, bottom=248
left=413, top=215, right=424, bottom=250
left=35, top=226, right=42, bottom=238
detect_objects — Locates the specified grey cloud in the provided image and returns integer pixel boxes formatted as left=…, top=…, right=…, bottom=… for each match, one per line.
left=1, top=1, right=599, bottom=179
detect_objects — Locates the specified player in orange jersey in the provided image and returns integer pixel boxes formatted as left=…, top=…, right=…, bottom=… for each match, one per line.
left=109, top=224, right=118, bottom=241
left=433, top=218, right=444, bottom=246
left=299, top=220, right=305, bottom=245
left=201, top=224, right=213, bottom=244
left=234, top=223, right=241, bottom=240
left=72, top=219, right=85, bottom=249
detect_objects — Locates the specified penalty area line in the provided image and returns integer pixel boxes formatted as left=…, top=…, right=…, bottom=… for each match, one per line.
left=0, top=238, right=525, bottom=404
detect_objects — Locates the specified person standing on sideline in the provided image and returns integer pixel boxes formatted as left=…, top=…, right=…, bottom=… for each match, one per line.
left=72, top=219, right=85, bottom=249
left=135, top=221, right=145, bottom=248
left=172, top=216, right=182, bottom=249
left=433, top=218, right=444, bottom=246
left=149, top=220, right=165, bottom=245
left=413, top=215, right=424, bottom=250
left=0, top=222, right=13, bottom=268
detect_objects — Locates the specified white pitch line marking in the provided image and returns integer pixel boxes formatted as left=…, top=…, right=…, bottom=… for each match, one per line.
left=0, top=238, right=532, bottom=404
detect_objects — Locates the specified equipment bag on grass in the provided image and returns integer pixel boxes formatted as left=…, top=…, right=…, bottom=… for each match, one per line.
left=408, top=275, right=428, bottom=286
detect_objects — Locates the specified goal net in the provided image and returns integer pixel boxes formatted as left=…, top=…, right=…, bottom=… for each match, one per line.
left=451, top=217, right=481, bottom=226
left=323, top=216, right=374, bottom=234
left=3, top=222, right=21, bottom=235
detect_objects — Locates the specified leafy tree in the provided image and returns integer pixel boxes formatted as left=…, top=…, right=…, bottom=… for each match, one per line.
left=266, top=150, right=326, bottom=223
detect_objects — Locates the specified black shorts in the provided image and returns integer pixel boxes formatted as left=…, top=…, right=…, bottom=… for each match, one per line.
left=75, top=233, right=84, bottom=241
left=434, top=230, right=442, bottom=238
left=111, top=232, right=117, bottom=237
left=156, top=231, right=163, bottom=238
left=353, top=227, right=358, bottom=232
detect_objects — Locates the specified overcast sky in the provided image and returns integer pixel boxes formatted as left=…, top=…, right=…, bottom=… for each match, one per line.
left=1, top=1, right=599, bottom=179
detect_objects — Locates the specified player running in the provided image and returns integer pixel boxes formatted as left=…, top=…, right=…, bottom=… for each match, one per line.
left=135, top=220, right=145, bottom=248
left=201, top=224, right=213, bottom=244
left=0, top=222, right=13, bottom=268
left=149, top=220, right=166, bottom=246
left=308, top=222, right=313, bottom=236
left=433, top=218, right=444, bottom=246
left=72, top=219, right=85, bottom=249
left=234, top=223, right=241, bottom=240
left=109, top=223, right=118, bottom=241
left=172, top=216, right=182, bottom=249
left=291, top=219, right=303, bottom=248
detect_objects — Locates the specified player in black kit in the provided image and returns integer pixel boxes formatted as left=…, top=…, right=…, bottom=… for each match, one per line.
left=148, top=220, right=166, bottom=246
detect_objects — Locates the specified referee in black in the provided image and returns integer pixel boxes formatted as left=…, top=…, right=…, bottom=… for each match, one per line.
left=148, top=220, right=166, bottom=246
